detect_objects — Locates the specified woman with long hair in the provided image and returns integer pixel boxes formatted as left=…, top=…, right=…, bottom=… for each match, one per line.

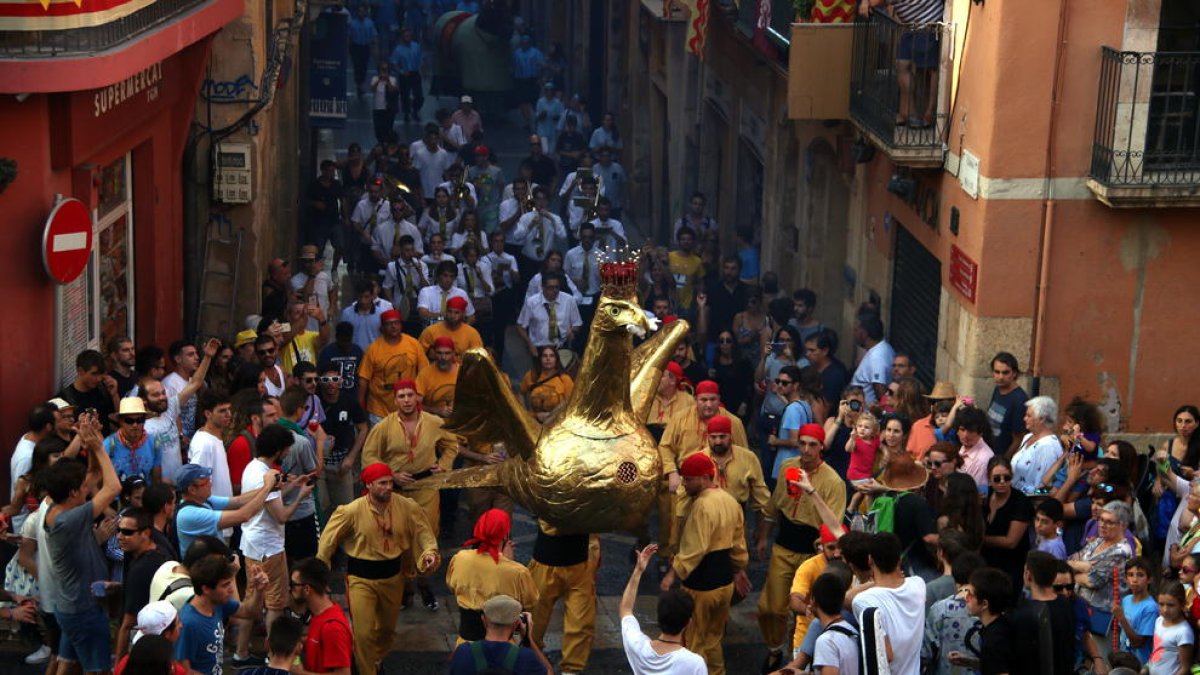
left=710, top=330, right=751, bottom=421
left=921, top=441, right=961, bottom=517
left=938, top=472, right=985, bottom=550
left=206, top=341, right=236, bottom=399
left=639, top=255, right=677, bottom=312
left=124, top=634, right=176, bottom=675
left=450, top=209, right=484, bottom=254
left=418, top=186, right=460, bottom=246
left=1167, top=404, right=1200, bottom=480
left=520, top=346, right=574, bottom=424
left=982, top=457, right=1034, bottom=589
left=588, top=111, right=622, bottom=154
left=886, top=376, right=929, bottom=424
left=731, top=286, right=771, bottom=369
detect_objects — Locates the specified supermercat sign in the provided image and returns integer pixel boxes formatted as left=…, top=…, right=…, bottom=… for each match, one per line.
left=94, top=62, right=163, bottom=117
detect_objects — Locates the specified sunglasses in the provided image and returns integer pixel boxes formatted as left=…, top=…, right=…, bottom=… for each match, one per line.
left=718, top=338, right=734, bottom=344
left=117, top=527, right=142, bottom=536
left=925, top=459, right=945, bottom=469
left=303, top=377, right=318, bottom=384
left=775, top=379, right=794, bottom=386
left=991, top=474, right=1013, bottom=483
left=1052, top=583, right=1073, bottom=592
left=1095, top=483, right=1115, bottom=494
left=318, top=376, right=342, bottom=384
left=1183, top=566, right=1199, bottom=574
left=121, top=417, right=145, bottom=425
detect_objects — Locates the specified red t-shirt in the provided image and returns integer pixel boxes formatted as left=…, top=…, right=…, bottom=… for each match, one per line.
left=115, top=654, right=186, bottom=675
left=305, top=603, right=352, bottom=672
left=226, top=427, right=256, bottom=491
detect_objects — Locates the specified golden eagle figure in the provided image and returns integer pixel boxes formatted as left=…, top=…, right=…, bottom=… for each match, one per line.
left=404, top=259, right=690, bottom=533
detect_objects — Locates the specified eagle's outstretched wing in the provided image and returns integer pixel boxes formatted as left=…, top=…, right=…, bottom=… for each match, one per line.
left=628, top=319, right=692, bottom=421
left=444, top=348, right=540, bottom=460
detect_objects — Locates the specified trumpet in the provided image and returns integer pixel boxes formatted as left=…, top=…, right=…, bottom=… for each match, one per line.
left=455, top=171, right=471, bottom=203
left=585, top=174, right=603, bottom=221
left=522, top=189, right=536, bottom=213
left=381, top=175, right=411, bottom=200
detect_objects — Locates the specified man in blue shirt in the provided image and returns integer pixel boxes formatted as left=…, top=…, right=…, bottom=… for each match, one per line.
left=512, top=33, right=544, bottom=130
left=388, top=27, right=424, bottom=124
left=347, top=4, right=377, bottom=97
left=173, top=463, right=279, bottom=556
left=176, top=555, right=268, bottom=675
left=448, top=594, right=552, bottom=675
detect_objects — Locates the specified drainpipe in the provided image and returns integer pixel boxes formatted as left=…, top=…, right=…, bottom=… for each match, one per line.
left=1029, top=0, right=1070, bottom=396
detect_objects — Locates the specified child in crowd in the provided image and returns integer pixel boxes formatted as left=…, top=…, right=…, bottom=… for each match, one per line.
left=1114, top=557, right=1158, bottom=665
left=1034, top=499, right=1067, bottom=560
left=845, top=412, right=880, bottom=513
left=923, top=551, right=986, bottom=675
left=931, top=400, right=954, bottom=443
left=1148, top=581, right=1194, bottom=675
left=954, top=567, right=1013, bottom=675
left=810, top=573, right=859, bottom=675
left=1178, top=553, right=1200, bottom=624
left=242, top=616, right=305, bottom=675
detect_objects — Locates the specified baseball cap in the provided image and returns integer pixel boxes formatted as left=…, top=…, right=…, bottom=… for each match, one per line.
left=132, top=601, right=178, bottom=644
left=298, top=244, right=320, bottom=260
left=174, top=463, right=213, bottom=489
left=47, top=397, right=73, bottom=411
left=482, top=594, right=522, bottom=625
left=460, top=95, right=473, bottom=104
left=234, top=329, right=257, bottom=348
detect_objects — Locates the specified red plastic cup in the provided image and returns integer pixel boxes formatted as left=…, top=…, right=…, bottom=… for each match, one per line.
left=785, top=466, right=801, bottom=497
left=307, top=419, right=321, bottom=432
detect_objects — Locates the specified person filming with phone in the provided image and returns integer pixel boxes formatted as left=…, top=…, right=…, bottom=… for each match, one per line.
left=447, top=594, right=553, bottom=675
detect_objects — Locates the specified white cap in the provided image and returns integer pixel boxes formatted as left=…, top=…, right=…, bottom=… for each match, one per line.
left=460, top=95, right=473, bottom=104
left=132, top=601, right=178, bottom=644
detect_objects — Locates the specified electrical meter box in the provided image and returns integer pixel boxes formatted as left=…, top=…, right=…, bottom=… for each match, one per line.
left=214, top=143, right=252, bottom=203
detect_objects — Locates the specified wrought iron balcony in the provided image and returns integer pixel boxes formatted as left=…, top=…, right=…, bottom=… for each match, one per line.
left=0, top=0, right=210, bottom=58
left=849, top=10, right=950, bottom=167
left=1088, top=47, right=1200, bottom=207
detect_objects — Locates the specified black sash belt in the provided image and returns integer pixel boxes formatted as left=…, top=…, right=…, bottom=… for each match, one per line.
left=682, top=549, right=733, bottom=591
left=775, top=516, right=818, bottom=554
left=533, top=529, right=589, bottom=567
left=459, top=608, right=486, bottom=641
left=346, top=555, right=404, bottom=580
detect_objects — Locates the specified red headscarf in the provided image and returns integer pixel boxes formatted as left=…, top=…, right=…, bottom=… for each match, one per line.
left=695, top=380, right=720, bottom=397
left=706, top=415, right=733, bottom=435
left=393, top=379, right=418, bottom=392
left=360, top=463, right=392, bottom=486
left=679, top=453, right=717, bottom=479
left=463, top=509, right=511, bottom=563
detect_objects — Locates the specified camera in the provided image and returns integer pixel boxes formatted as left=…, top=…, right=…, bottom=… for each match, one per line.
left=848, top=400, right=862, bottom=412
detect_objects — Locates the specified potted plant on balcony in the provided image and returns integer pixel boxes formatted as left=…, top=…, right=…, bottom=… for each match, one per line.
left=793, top=0, right=817, bottom=22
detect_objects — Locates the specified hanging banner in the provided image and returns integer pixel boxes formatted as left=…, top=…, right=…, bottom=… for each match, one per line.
left=677, top=0, right=710, bottom=59
left=309, top=7, right=348, bottom=128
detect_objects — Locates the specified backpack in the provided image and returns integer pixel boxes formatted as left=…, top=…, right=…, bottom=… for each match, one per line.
left=856, top=606, right=890, bottom=675
left=866, top=491, right=910, bottom=534
left=467, top=641, right=520, bottom=673
left=825, top=623, right=864, bottom=675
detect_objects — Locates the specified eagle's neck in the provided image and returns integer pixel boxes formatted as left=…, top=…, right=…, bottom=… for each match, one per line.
left=564, top=325, right=636, bottom=434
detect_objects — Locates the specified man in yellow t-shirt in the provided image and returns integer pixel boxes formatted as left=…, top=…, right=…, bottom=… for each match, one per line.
left=788, top=524, right=844, bottom=648
left=667, top=226, right=704, bottom=311
left=415, top=337, right=459, bottom=417
left=358, top=309, right=429, bottom=423
left=280, top=301, right=329, bottom=375
left=418, top=296, right=483, bottom=358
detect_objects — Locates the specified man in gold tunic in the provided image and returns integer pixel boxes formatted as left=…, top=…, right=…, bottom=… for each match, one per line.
left=445, top=509, right=540, bottom=644
left=361, top=378, right=458, bottom=609
left=754, top=422, right=847, bottom=673
left=655, top=380, right=748, bottom=565
left=671, top=414, right=770, bottom=551
left=527, top=521, right=599, bottom=675
left=317, top=463, right=439, bottom=675
left=660, top=452, right=749, bottom=675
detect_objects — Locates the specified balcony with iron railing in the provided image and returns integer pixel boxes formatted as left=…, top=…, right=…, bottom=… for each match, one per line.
left=0, top=0, right=212, bottom=58
left=848, top=10, right=951, bottom=167
left=1087, top=47, right=1200, bottom=207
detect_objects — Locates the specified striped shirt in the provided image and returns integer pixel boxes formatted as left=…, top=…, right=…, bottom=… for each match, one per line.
left=892, top=0, right=944, bottom=25
left=512, top=46, right=545, bottom=79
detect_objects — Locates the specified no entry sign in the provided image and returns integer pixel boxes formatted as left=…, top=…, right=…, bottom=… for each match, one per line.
left=42, top=197, right=93, bottom=284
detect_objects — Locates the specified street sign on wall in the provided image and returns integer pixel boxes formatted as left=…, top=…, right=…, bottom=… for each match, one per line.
left=42, top=197, right=93, bottom=284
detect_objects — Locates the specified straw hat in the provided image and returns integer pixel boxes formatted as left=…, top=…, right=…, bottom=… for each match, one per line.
left=117, top=397, right=149, bottom=417
left=924, top=381, right=957, bottom=401
left=876, top=452, right=929, bottom=492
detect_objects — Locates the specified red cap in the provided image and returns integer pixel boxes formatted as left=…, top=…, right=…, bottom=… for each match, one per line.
left=695, top=380, right=720, bottom=397
left=819, top=524, right=846, bottom=544
left=393, top=379, right=418, bottom=392
left=706, top=415, right=733, bottom=435
left=679, top=453, right=717, bottom=479
left=474, top=145, right=490, bottom=155
left=360, top=463, right=392, bottom=486
left=661, top=315, right=678, bottom=325
left=432, top=336, right=456, bottom=351
left=665, top=362, right=684, bottom=379
left=380, top=309, right=403, bottom=323
left=446, top=296, right=469, bottom=312
left=798, top=423, right=826, bottom=445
